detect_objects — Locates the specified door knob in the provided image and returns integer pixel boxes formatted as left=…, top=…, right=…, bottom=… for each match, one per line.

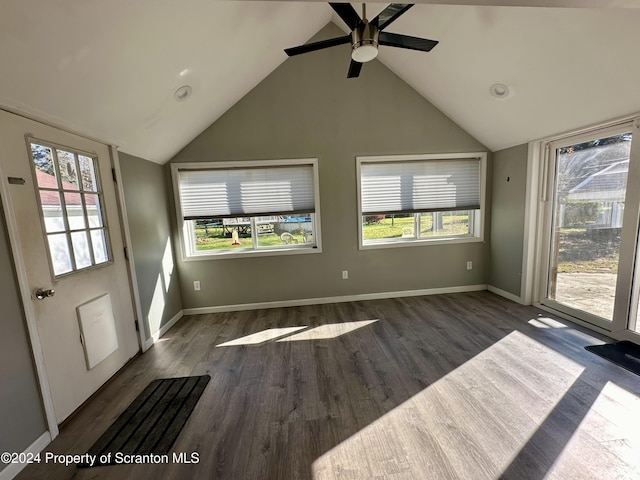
left=35, top=288, right=55, bottom=300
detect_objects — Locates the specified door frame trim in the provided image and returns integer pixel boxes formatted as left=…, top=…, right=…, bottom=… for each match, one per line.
left=0, top=156, right=59, bottom=439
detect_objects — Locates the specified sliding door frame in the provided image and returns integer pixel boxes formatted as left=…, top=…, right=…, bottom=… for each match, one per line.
left=529, top=116, right=640, bottom=338
left=623, top=119, right=640, bottom=337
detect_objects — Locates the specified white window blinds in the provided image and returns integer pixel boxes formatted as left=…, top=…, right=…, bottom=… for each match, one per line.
left=360, top=157, right=481, bottom=215
left=177, top=163, right=315, bottom=219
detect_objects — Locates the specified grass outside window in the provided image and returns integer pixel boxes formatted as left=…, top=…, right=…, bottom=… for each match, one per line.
left=362, top=212, right=474, bottom=245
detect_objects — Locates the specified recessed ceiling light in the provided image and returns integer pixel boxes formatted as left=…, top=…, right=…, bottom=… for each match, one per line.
left=174, top=85, right=192, bottom=102
left=490, top=83, right=510, bottom=99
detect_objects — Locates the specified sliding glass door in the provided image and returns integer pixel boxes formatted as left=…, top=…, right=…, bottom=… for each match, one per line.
left=540, top=121, right=640, bottom=334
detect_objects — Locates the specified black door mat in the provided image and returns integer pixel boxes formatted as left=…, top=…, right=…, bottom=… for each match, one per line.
left=79, top=375, right=210, bottom=467
left=585, top=341, right=640, bottom=376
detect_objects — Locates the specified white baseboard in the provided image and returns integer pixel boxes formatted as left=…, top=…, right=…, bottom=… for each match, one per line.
left=0, top=431, right=51, bottom=480
left=183, top=284, right=488, bottom=316
left=487, top=285, right=526, bottom=304
left=143, top=310, right=184, bottom=350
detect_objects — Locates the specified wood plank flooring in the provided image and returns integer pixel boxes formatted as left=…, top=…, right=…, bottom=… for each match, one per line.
left=15, top=291, right=640, bottom=480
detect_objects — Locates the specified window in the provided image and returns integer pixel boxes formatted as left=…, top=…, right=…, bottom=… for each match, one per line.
left=29, top=140, right=111, bottom=277
left=357, top=153, right=486, bottom=248
left=172, top=159, right=321, bottom=258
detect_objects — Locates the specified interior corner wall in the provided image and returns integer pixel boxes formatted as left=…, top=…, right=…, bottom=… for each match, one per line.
left=118, top=153, right=183, bottom=340
left=169, top=23, right=491, bottom=309
left=489, top=143, right=528, bottom=297
left=0, top=196, right=47, bottom=468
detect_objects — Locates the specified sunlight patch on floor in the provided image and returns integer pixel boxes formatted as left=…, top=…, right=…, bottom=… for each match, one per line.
left=216, top=326, right=308, bottom=346
left=545, top=380, right=640, bottom=478
left=277, top=320, right=379, bottom=342
left=528, top=316, right=569, bottom=329
left=216, top=320, right=379, bottom=346
left=312, top=331, right=585, bottom=480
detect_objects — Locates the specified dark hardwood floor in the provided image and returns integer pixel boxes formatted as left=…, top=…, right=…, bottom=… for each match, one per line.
left=16, top=291, right=640, bottom=479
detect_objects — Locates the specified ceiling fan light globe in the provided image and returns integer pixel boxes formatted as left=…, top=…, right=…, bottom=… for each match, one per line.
left=352, top=44, right=378, bottom=63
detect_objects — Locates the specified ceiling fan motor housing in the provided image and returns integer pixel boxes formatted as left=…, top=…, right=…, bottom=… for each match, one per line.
left=351, top=21, right=379, bottom=62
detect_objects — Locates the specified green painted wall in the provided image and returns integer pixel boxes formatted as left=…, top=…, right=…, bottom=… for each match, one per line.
left=169, top=23, right=491, bottom=308
left=119, top=153, right=183, bottom=339
left=489, top=143, right=528, bottom=296
left=0, top=197, right=46, bottom=468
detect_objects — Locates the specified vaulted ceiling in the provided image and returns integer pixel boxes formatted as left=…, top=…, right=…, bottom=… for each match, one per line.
left=1, top=1, right=639, bottom=163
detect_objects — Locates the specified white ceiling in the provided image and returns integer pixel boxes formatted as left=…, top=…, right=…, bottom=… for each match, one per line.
left=1, top=1, right=640, bottom=163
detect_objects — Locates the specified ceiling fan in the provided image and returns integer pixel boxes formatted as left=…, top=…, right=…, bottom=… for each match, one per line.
left=284, top=3, right=438, bottom=78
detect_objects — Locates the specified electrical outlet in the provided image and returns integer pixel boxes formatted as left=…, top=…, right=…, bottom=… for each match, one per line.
left=342, top=270, right=348, bottom=280
left=467, top=261, right=473, bottom=270
left=193, top=280, right=201, bottom=291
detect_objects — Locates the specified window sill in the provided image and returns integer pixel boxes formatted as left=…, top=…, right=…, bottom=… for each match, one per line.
left=183, top=245, right=322, bottom=261
left=359, top=236, right=484, bottom=250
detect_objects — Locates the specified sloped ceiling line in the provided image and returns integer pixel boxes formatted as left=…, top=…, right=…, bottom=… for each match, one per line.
left=1, top=1, right=639, bottom=164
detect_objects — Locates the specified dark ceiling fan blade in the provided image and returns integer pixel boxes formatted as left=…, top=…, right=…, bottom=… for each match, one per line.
left=330, top=3, right=361, bottom=30
left=378, top=32, right=438, bottom=52
left=347, top=59, right=362, bottom=78
left=372, top=4, right=413, bottom=31
left=285, top=35, right=351, bottom=56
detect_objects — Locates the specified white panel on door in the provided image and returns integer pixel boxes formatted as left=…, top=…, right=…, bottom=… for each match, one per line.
left=77, top=293, right=118, bottom=370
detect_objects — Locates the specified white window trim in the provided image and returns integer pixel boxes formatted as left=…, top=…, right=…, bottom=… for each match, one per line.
left=171, top=158, right=322, bottom=261
left=356, top=152, right=487, bottom=250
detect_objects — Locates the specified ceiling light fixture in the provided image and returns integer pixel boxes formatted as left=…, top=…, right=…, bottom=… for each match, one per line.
left=174, top=85, right=192, bottom=102
left=351, top=4, right=379, bottom=63
left=351, top=22, right=379, bottom=63
left=490, top=83, right=510, bottom=99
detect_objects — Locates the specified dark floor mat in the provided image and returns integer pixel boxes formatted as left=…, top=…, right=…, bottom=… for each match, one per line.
left=585, top=341, right=640, bottom=376
left=80, top=375, right=210, bottom=467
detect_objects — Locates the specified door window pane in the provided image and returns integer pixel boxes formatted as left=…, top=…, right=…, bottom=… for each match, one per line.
left=85, top=194, right=103, bottom=227
left=32, top=145, right=56, bottom=186
left=64, top=192, right=85, bottom=230
left=57, top=150, right=79, bottom=190
left=548, top=133, right=631, bottom=321
left=78, top=155, right=98, bottom=192
left=91, top=230, right=109, bottom=264
left=71, top=231, right=92, bottom=269
left=47, top=233, right=73, bottom=276
left=40, top=191, right=65, bottom=233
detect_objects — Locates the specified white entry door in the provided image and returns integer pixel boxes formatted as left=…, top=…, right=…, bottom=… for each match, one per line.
left=0, top=110, right=139, bottom=424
